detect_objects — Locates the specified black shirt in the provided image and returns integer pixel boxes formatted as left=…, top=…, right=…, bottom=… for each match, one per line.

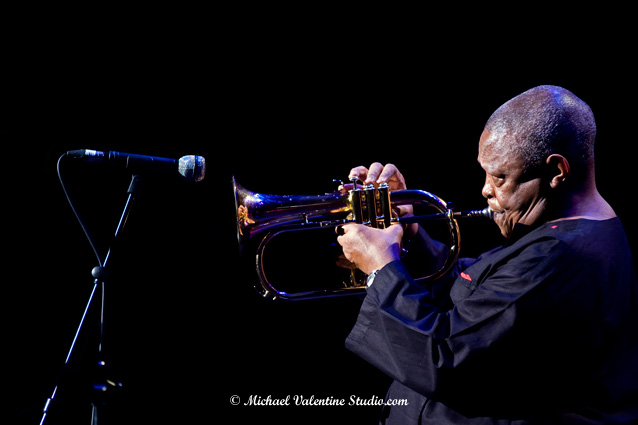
left=346, top=218, right=638, bottom=424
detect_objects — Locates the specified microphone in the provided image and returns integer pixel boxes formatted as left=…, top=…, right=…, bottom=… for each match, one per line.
left=67, top=149, right=206, bottom=182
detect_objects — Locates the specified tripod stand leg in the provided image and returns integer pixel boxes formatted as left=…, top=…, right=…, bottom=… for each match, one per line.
left=40, top=174, right=143, bottom=425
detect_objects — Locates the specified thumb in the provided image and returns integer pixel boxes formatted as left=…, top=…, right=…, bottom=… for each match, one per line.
left=386, top=223, right=404, bottom=241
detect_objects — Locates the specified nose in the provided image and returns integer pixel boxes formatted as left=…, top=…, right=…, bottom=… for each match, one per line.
left=482, top=175, right=494, bottom=199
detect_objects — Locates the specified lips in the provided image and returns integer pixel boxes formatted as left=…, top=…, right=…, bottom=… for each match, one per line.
left=492, top=211, right=505, bottom=221
left=487, top=202, right=504, bottom=217
left=490, top=208, right=505, bottom=224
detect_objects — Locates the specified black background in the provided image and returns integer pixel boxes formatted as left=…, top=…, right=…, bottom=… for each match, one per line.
left=4, top=11, right=637, bottom=425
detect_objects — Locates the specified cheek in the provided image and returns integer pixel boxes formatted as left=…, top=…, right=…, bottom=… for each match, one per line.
left=497, top=180, right=541, bottom=216
left=492, top=189, right=519, bottom=224
left=491, top=187, right=513, bottom=210
left=498, top=194, right=520, bottom=211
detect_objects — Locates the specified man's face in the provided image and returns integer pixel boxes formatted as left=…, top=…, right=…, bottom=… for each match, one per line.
left=478, top=130, right=544, bottom=238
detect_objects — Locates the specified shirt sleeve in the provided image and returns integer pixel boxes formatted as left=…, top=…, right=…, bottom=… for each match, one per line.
left=397, top=225, right=476, bottom=310
left=345, top=238, right=571, bottom=414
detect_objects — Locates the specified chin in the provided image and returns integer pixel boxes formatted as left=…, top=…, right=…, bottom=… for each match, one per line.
left=494, top=213, right=511, bottom=238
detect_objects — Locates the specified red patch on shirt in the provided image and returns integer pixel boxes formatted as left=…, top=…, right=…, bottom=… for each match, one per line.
left=460, top=272, right=472, bottom=281
left=551, top=225, right=558, bottom=229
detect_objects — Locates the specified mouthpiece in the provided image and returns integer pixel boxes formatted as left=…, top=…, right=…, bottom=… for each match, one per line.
left=455, top=208, right=494, bottom=220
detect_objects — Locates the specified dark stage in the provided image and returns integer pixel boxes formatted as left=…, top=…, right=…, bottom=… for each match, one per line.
left=4, top=27, right=637, bottom=424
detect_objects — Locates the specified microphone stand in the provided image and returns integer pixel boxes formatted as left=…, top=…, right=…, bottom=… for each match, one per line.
left=40, top=174, right=144, bottom=425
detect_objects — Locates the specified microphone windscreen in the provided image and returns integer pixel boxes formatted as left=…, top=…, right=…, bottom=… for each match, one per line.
left=178, top=155, right=206, bottom=182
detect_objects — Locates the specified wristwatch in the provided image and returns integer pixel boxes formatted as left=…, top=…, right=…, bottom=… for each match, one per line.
left=366, top=269, right=380, bottom=287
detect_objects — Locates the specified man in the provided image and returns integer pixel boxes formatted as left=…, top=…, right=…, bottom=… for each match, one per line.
left=337, top=86, right=638, bottom=424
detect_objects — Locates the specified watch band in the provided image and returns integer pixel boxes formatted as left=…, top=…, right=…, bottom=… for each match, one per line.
left=366, top=269, right=380, bottom=287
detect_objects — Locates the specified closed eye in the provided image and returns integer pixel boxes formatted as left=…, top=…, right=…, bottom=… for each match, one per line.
left=493, top=174, right=506, bottom=186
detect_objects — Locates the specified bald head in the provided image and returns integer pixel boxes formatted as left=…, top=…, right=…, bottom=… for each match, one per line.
left=484, top=85, right=597, bottom=173
left=478, top=86, right=614, bottom=232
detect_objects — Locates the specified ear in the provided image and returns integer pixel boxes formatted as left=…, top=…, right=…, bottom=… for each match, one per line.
left=546, top=154, right=571, bottom=189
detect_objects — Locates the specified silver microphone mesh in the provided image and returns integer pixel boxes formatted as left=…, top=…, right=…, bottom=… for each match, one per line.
left=178, top=155, right=206, bottom=182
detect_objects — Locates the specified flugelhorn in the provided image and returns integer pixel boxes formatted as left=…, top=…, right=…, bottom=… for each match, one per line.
left=234, top=176, right=492, bottom=300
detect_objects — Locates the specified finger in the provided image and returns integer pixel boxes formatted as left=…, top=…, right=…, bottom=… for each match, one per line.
left=348, top=166, right=369, bottom=182
left=336, top=223, right=355, bottom=238
left=377, top=163, right=399, bottom=183
left=365, top=162, right=384, bottom=185
left=377, top=163, right=406, bottom=190
left=395, top=204, right=413, bottom=217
